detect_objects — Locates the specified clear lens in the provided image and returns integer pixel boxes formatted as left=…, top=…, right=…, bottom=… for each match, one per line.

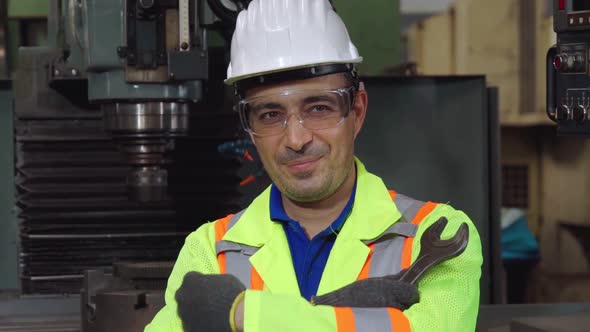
left=238, top=87, right=354, bottom=137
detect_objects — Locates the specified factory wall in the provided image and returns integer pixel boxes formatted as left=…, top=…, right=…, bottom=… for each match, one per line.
left=406, top=0, right=554, bottom=125
left=537, top=135, right=590, bottom=301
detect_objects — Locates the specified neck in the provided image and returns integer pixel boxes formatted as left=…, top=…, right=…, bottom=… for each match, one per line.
left=281, top=163, right=356, bottom=238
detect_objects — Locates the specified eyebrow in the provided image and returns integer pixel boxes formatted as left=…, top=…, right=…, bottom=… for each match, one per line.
left=250, top=102, right=286, bottom=113
left=249, top=94, right=339, bottom=114
left=302, top=95, right=338, bottom=104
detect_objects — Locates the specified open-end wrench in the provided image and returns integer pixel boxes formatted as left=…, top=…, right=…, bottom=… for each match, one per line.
left=398, top=217, right=469, bottom=285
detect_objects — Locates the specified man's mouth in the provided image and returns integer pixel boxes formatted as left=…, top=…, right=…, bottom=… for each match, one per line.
left=285, top=156, right=322, bottom=173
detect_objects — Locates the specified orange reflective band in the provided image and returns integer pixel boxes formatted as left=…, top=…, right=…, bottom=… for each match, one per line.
left=410, top=202, right=438, bottom=226
left=401, top=202, right=438, bottom=269
left=388, top=190, right=397, bottom=201
left=218, top=253, right=227, bottom=274
left=215, top=214, right=233, bottom=241
left=334, top=307, right=355, bottom=332
left=357, top=243, right=374, bottom=280
left=250, top=267, right=264, bottom=290
left=215, top=215, right=233, bottom=274
left=387, top=308, right=411, bottom=332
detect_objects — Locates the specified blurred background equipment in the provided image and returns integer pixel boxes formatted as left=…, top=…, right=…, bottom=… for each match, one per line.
left=13, top=0, right=248, bottom=292
left=42, top=0, right=234, bottom=202
left=547, top=0, right=590, bottom=136
left=4, top=0, right=251, bottom=331
left=545, top=0, right=590, bottom=309
left=401, top=0, right=590, bottom=330
left=80, top=262, right=173, bottom=332
left=403, top=0, right=590, bottom=304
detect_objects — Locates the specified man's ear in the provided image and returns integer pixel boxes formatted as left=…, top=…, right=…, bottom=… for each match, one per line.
left=352, top=82, right=368, bottom=138
left=249, top=132, right=257, bottom=146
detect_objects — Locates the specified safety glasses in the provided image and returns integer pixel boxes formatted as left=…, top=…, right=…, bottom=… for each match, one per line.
left=237, top=87, right=356, bottom=137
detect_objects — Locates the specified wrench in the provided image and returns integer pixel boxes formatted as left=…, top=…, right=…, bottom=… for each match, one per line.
left=398, top=217, right=469, bottom=285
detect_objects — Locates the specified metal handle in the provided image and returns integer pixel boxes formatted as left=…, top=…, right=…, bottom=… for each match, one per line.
left=68, top=0, right=85, bottom=49
left=547, top=45, right=558, bottom=122
left=179, top=0, right=191, bottom=51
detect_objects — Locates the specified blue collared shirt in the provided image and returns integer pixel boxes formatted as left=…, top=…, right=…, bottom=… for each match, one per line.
left=269, top=183, right=357, bottom=300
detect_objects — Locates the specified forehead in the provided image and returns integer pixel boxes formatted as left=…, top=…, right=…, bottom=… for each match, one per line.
left=244, top=73, right=348, bottom=99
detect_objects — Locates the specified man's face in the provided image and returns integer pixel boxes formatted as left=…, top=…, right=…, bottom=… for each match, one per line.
left=245, top=74, right=368, bottom=202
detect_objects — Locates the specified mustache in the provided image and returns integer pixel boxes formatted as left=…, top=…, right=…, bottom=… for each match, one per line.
left=277, top=144, right=329, bottom=164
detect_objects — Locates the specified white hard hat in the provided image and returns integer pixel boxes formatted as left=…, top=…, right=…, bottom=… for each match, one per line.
left=225, top=0, right=363, bottom=86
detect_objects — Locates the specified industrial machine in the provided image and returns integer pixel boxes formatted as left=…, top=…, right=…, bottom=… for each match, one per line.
left=45, top=0, right=250, bottom=201
left=548, top=0, right=590, bottom=136
left=547, top=0, right=590, bottom=260
left=12, top=0, right=252, bottom=330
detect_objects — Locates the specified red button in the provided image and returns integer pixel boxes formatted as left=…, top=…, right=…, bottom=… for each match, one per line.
left=559, top=0, right=566, bottom=10
left=553, top=54, right=564, bottom=70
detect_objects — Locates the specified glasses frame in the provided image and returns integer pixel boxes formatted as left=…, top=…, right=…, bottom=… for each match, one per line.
left=237, top=86, right=357, bottom=137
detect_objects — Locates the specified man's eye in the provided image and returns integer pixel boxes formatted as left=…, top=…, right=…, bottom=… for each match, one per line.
left=258, top=111, right=280, bottom=120
left=306, top=105, right=337, bottom=116
left=310, top=105, right=330, bottom=113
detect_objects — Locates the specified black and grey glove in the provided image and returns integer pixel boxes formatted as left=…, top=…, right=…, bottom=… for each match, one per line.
left=311, top=272, right=419, bottom=310
left=176, top=272, right=246, bottom=332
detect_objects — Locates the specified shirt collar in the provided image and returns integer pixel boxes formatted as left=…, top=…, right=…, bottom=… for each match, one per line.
left=269, top=180, right=357, bottom=233
left=269, top=184, right=291, bottom=222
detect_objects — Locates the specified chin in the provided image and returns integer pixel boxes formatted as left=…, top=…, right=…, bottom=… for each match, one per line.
left=286, top=182, right=334, bottom=202
left=286, top=191, right=324, bottom=203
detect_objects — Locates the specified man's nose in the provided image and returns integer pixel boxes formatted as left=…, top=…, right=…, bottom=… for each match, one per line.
left=283, top=114, right=313, bottom=151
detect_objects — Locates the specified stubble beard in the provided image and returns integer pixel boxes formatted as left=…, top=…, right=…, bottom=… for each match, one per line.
left=276, top=158, right=353, bottom=203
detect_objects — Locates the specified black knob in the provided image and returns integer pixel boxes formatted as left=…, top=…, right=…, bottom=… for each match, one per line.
left=556, top=105, right=571, bottom=122
left=573, top=105, right=587, bottom=123
left=574, top=54, right=585, bottom=71
left=139, top=0, right=155, bottom=9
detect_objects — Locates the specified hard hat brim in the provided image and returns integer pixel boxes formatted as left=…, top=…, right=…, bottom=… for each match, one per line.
left=224, top=58, right=364, bottom=86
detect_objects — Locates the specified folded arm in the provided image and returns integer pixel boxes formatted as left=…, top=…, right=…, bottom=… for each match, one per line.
left=237, top=206, right=482, bottom=332
left=147, top=205, right=482, bottom=332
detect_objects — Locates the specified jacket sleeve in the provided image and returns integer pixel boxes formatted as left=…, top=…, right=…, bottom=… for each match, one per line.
left=242, top=204, right=482, bottom=332
left=404, top=204, right=483, bottom=331
left=244, top=291, right=412, bottom=331
left=144, top=222, right=219, bottom=332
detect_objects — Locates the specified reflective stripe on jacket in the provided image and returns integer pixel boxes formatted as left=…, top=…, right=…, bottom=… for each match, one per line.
left=145, top=158, right=483, bottom=332
left=215, top=191, right=431, bottom=284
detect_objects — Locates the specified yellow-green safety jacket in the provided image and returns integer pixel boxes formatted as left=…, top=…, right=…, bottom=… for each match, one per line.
left=145, top=159, right=483, bottom=332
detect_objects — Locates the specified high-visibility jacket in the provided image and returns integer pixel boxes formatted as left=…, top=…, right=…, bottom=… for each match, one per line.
left=145, top=159, right=483, bottom=332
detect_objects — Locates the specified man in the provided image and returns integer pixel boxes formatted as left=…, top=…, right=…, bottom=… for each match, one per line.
left=146, top=0, right=482, bottom=331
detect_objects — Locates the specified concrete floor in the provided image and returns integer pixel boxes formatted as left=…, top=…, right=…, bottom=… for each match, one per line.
left=0, top=294, right=79, bottom=332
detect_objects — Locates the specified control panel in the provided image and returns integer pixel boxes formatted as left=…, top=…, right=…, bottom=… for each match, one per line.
left=548, top=0, right=590, bottom=136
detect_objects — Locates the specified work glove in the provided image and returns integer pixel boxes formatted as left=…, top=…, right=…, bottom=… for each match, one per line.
left=176, top=272, right=246, bottom=332
left=311, top=271, right=419, bottom=310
